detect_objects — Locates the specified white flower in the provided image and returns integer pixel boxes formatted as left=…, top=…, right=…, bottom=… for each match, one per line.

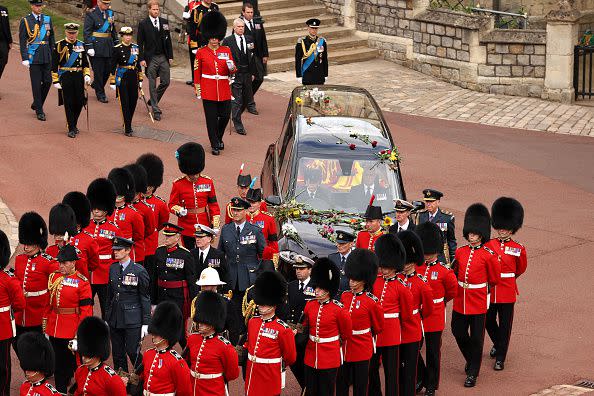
left=282, top=223, right=298, bottom=234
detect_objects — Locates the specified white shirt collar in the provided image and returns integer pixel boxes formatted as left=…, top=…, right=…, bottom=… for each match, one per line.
left=340, top=251, right=351, bottom=260
left=150, top=16, right=159, bottom=25
left=198, top=245, right=210, bottom=256
left=235, top=221, right=246, bottom=232
left=398, top=219, right=409, bottom=230
left=300, top=277, right=310, bottom=287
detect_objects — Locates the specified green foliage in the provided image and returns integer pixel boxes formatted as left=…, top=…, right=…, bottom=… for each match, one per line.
left=5, top=0, right=83, bottom=39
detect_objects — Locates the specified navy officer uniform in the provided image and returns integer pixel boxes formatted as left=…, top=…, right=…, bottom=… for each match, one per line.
left=106, top=236, right=151, bottom=373
left=191, top=224, right=230, bottom=292
left=389, top=199, right=416, bottom=234
left=416, top=189, right=456, bottom=266
left=19, top=0, right=55, bottom=121
left=295, top=18, right=327, bottom=85
left=328, top=230, right=355, bottom=294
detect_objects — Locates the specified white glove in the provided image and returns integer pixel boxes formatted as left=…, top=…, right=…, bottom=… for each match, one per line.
left=179, top=208, right=188, bottom=216
left=22, top=60, right=30, bottom=68
left=141, top=324, right=149, bottom=339
left=53, top=83, right=62, bottom=90
left=139, top=81, right=143, bottom=88
left=297, top=77, right=302, bottom=84
left=68, top=339, right=78, bottom=352
left=87, top=49, right=95, bottom=57
left=182, top=11, right=191, bottom=19
left=44, top=333, right=49, bottom=340
left=84, top=75, right=91, bottom=85
left=192, top=49, right=197, bottom=54
left=110, top=84, right=116, bottom=91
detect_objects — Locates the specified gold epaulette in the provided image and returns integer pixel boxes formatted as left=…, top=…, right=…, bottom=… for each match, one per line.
left=154, top=195, right=166, bottom=203
left=261, top=211, right=273, bottom=217
left=76, top=271, right=89, bottom=282
left=114, top=43, right=122, bottom=48
left=200, top=174, right=212, bottom=180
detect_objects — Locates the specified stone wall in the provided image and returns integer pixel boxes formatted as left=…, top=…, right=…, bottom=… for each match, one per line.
left=499, top=0, right=594, bottom=16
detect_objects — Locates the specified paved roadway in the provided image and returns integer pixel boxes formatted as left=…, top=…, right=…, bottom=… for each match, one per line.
left=1, top=50, right=594, bottom=394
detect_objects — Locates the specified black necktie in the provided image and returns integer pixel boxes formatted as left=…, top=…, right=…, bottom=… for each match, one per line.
left=250, top=21, right=254, bottom=31
left=341, top=256, right=346, bottom=267
left=154, top=19, right=158, bottom=29
left=299, top=282, right=304, bottom=292
left=236, top=226, right=241, bottom=238
left=199, top=252, right=204, bottom=265
left=240, top=36, right=245, bottom=54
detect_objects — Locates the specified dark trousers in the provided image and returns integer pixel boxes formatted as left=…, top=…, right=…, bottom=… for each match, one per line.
left=202, top=99, right=231, bottom=149
left=486, top=302, right=515, bottom=362
left=49, top=336, right=76, bottom=393
left=29, top=63, right=51, bottom=114
left=146, top=54, right=170, bottom=115
left=13, top=325, right=42, bottom=356
left=368, top=345, right=399, bottom=396
left=290, top=339, right=307, bottom=390
left=90, top=56, right=111, bottom=99
left=417, top=331, right=443, bottom=391
left=60, top=72, right=85, bottom=131
left=117, top=71, right=139, bottom=133
left=188, top=45, right=195, bottom=81
left=451, top=311, right=486, bottom=377
left=305, top=366, right=338, bottom=396
left=248, top=58, right=265, bottom=109
left=230, top=70, right=253, bottom=131
left=92, top=283, right=108, bottom=319
left=399, top=341, right=420, bottom=396
left=0, top=41, right=8, bottom=80
left=0, top=338, right=12, bottom=396
left=336, top=360, right=369, bottom=396
left=182, top=235, right=196, bottom=251
left=231, top=286, right=245, bottom=329
left=110, top=326, right=142, bottom=373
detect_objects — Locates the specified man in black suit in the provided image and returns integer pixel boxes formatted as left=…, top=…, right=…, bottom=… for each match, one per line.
left=191, top=224, right=230, bottom=292
left=389, top=199, right=416, bottom=234
left=297, top=167, right=331, bottom=209
left=350, top=164, right=390, bottom=210
left=222, top=18, right=256, bottom=135
left=0, top=5, right=12, bottom=92
left=327, top=230, right=354, bottom=294
left=240, top=3, right=268, bottom=114
left=137, top=0, right=173, bottom=121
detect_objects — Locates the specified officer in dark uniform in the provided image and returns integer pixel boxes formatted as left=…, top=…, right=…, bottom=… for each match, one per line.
left=109, top=26, right=143, bottom=136
left=150, top=222, right=197, bottom=348
left=388, top=199, right=416, bottom=234
left=191, top=224, right=230, bottom=290
left=19, top=0, right=55, bottom=121
left=52, top=23, right=91, bottom=138
left=416, top=189, right=456, bottom=266
left=295, top=18, right=327, bottom=85
left=106, top=236, right=151, bottom=373
left=328, top=230, right=355, bottom=294
left=84, top=0, right=118, bottom=103
left=0, top=4, right=12, bottom=87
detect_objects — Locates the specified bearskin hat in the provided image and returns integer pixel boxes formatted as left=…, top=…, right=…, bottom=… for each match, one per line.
left=48, top=203, right=78, bottom=238
left=17, top=331, right=55, bottom=376
left=148, top=301, right=183, bottom=346
left=193, top=291, right=227, bottom=333
left=254, top=270, right=287, bottom=306
left=345, top=248, right=378, bottom=290
left=0, top=230, right=10, bottom=270
left=415, top=222, right=442, bottom=256
left=124, top=163, right=148, bottom=196
left=86, top=178, right=117, bottom=216
left=18, top=212, right=48, bottom=249
left=201, top=11, right=227, bottom=41
left=136, top=153, right=164, bottom=189
left=491, top=197, right=524, bottom=234
left=62, top=191, right=91, bottom=228
left=397, top=230, right=424, bottom=266
left=176, top=142, right=205, bottom=175
left=374, top=233, right=405, bottom=271
left=463, top=203, right=491, bottom=241
left=108, top=167, right=135, bottom=203
left=310, top=257, right=340, bottom=296
left=77, top=316, right=110, bottom=361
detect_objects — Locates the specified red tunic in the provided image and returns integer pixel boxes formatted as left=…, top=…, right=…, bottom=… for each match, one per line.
left=168, top=175, right=220, bottom=237
left=0, top=270, right=26, bottom=340
left=452, top=244, right=501, bottom=315
left=224, top=201, right=267, bottom=224
left=84, top=220, right=121, bottom=284
left=19, top=380, right=61, bottom=395
left=372, top=275, right=413, bottom=347
left=73, top=363, right=127, bottom=396
left=244, top=316, right=296, bottom=396
left=44, top=271, right=93, bottom=339
left=145, top=194, right=170, bottom=254
left=194, top=45, right=235, bottom=101
left=45, top=231, right=99, bottom=279
left=340, top=290, right=384, bottom=362
left=142, top=348, right=192, bottom=396
left=355, top=230, right=385, bottom=252
left=303, top=299, right=352, bottom=369
left=397, top=273, right=434, bottom=343
left=247, top=210, right=278, bottom=260
left=486, top=238, right=527, bottom=303
left=416, top=260, right=458, bottom=332
left=107, top=205, right=144, bottom=262
left=186, top=333, right=239, bottom=396
left=132, top=199, right=157, bottom=258
left=14, top=252, right=59, bottom=327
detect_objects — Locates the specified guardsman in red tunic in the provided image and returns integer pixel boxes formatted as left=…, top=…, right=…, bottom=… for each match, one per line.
left=356, top=196, right=385, bottom=252
left=169, top=142, right=221, bottom=250
left=415, top=222, right=458, bottom=396
left=246, top=187, right=279, bottom=263
left=244, top=270, right=296, bottom=396
left=44, top=244, right=93, bottom=393
left=302, top=258, right=351, bottom=396
left=451, top=203, right=501, bottom=388
left=485, top=197, right=527, bottom=371
left=337, top=249, right=384, bottom=396
left=186, top=290, right=239, bottom=396
left=0, top=230, right=26, bottom=395
left=85, top=178, right=120, bottom=319
left=369, top=233, right=413, bottom=396
left=107, top=167, right=145, bottom=261
left=46, top=203, right=85, bottom=274
left=224, top=166, right=267, bottom=224
left=17, top=331, right=60, bottom=396
left=397, top=231, right=434, bottom=396
left=142, top=301, right=193, bottom=396
left=71, top=316, right=127, bottom=395
left=14, top=212, right=58, bottom=346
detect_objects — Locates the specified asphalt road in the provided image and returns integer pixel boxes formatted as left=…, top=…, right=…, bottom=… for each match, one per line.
left=1, top=49, right=594, bottom=395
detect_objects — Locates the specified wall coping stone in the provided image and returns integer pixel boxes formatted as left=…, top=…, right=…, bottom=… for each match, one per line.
left=480, top=29, right=547, bottom=44
left=415, top=8, right=491, bottom=30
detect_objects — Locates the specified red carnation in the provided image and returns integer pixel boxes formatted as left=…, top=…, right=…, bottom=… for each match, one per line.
left=371, top=140, right=378, bottom=148
left=349, top=144, right=356, bottom=150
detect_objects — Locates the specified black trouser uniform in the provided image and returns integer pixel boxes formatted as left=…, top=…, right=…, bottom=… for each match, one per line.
left=417, top=331, right=443, bottom=391
left=49, top=336, right=77, bottom=393
left=368, top=345, right=399, bottom=396
left=290, top=340, right=307, bottom=390
left=117, top=70, right=139, bottom=134
left=59, top=71, right=86, bottom=131
left=0, top=41, right=8, bottom=80
left=91, top=56, right=111, bottom=100
left=486, top=302, right=515, bottom=362
left=305, top=366, right=338, bottom=396
left=110, top=326, right=142, bottom=372
left=399, top=341, right=420, bottom=396
left=29, top=63, right=52, bottom=115
left=0, top=338, right=11, bottom=396
left=451, top=311, right=486, bottom=377
left=188, top=44, right=195, bottom=82
left=202, top=99, right=231, bottom=150
left=92, top=284, right=108, bottom=319
left=231, top=69, right=254, bottom=131
left=336, top=360, right=369, bottom=396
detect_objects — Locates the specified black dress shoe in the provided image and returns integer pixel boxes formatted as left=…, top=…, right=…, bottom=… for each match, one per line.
left=211, top=148, right=220, bottom=156
left=247, top=108, right=259, bottom=115
left=219, top=142, right=224, bottom=150
left=36, top=113, right=46, bottom=121
left=424, top=389, right=435, bottom=396
left=464, top=362, right=469, bottom=374
left=153, top=113, right=161, bottom=121
left=74, top=127, right=80, bottom=135
left=125, top=130, right=133, bottom=137
left=489, top=347, right=497, bottom=358
left=464, top=375, right=477, bottom=387
left=494, top=361, right=504, bottom=371
left=98, top=96, right=108, bottom=103
left=416, top=381, right=424, bottom=394
left=67, top=130, right=76, bottom=138
left=31, top=103, right=36, bottom=111
left=236, top=129, right=246, bottom=135
left=186, top=80, right=193, bottom=85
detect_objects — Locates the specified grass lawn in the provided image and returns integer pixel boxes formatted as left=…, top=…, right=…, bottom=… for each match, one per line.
left=5, top=0, right=84, bottom=40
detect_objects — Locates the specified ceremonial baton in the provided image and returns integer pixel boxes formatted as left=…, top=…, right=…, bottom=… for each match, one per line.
left=139, top=87, right=154, bottom=123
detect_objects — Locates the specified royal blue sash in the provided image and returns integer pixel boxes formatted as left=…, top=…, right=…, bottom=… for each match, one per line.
left=96, top=9, right=113, bottom=33
left=58, top=41, right=83, bottom=77
left=301, top=37, right=324, bottom=76
left=27, top=15, right=50, bottom=61
left=115, top=45, right=138, bottom=87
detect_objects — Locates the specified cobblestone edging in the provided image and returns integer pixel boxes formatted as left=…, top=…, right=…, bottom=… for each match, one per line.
left=530, top=384, right=594, bottom=395
left=0, top=197, right=19, bottom=258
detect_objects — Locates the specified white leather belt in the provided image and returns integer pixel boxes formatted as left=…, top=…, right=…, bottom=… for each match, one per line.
left=309, top=335, right=339, bottom=343
left=143, top=391, right=175, bottom=396
left=202, top=74, right=228, bottom=80
left=99, top=254, right=112, bottom=260
left=352, top=328, right=371, bottom=335
left=458, top=281, right=487, bottom=289
left=24, top=289, right=47, bottom=297
left=433, top=297, right=444, bottom=304
left=384, top=313, right=399, bottom=318
left=500, top=272, right=515, bottom=278
left=412, top=309, right=419, bottom=314
left=191, top=370, right=223, bottom=379
left=247, top=353, right=282, bottom=364
left=0, top=306, right=10, bottom=313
